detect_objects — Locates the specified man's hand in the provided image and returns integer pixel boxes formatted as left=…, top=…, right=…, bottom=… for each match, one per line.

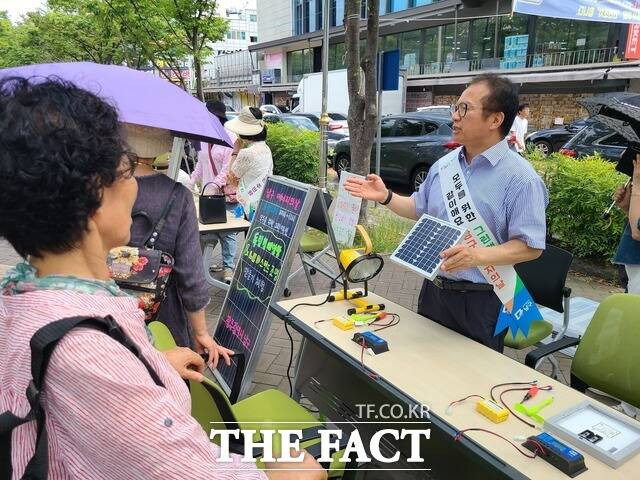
left=264, top=449, right=327, bottom=480
left=440, top=245, right=485, bottom=273
left=344, top=174, right=388, bottom=203
left=163, top=347, right=206, bottom=382
left=613, top=183, right=631, bottom=213
left=193, top=331, right=233, bottom=368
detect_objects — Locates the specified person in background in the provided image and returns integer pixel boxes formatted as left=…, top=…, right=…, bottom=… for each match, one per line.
left=124, top=123, right=226, bottom=361
left=188, top=100, right=238, bottom=284
left=509, top=103, right=530, bottom=153
left=613, top=154, right=640, bottom=294
left=225, top=107, right=274, bottom=213
left=0, top=77, right=325, bottom=479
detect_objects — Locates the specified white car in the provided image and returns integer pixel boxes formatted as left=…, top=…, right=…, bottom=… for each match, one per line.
left=259, top=104, right=282, bottom=115
left=416, top=105, right=451, bottom=117
left=309, top=112, right=349, bottom=136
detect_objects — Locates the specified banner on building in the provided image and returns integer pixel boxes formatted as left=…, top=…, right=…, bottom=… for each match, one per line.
left=512, top=0, right=640, bottom=24
left=627, top=24, right=640, bottom=59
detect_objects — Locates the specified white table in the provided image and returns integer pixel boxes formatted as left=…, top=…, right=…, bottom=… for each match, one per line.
left=198, top=208, right=251, bottom=291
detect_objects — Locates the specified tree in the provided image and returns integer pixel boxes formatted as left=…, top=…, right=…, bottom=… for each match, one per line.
left=344, top=0, right=379, bottom=223
left=166, top=0, right=227, bottom=99
left=104, top=0, right=227, bottom=98
left=0, top=1, right=227, bottom=98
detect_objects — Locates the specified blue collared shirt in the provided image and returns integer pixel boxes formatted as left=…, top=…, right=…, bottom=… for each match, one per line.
left=411, top=139, right=548, bottom=283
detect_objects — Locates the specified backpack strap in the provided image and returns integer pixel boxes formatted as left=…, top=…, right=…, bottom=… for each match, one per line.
left=0, top=315, right=164, bottom=480
left=144, top=183, right=181, bottom=250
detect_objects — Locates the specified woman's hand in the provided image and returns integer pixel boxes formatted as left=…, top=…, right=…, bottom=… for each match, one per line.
left=264, top=449, right=327, bottom=480
left=613, top=183, right=631, bottom=213
left=344, top=174, right=388, bottom=202
left=163, top=347, right=205, bottom=382
left=193, top=331, right=233, bottom=369
left=227, top=171, right=239, bottom=187
left=633, top=154, right=640, bottom=185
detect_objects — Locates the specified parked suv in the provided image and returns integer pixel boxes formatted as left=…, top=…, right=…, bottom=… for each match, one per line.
left=332, top=113, right=458, bottom=191
left=559, top=121, right=627, bottom=162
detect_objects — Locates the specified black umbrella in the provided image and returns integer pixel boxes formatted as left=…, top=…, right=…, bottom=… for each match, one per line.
left=578, top=93, right=640, bottom=144
left=578, top=93, right=640, bottom=176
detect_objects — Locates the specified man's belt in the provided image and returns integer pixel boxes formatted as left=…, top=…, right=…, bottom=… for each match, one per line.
left=432, top=276, right=494, bottom=292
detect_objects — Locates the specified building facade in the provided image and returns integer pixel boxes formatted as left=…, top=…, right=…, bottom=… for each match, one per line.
left=250, top=0, right=640, bottom=128
left=209, top=0, right=258, bottom=55
left=202, top=0, right=260, bottom=109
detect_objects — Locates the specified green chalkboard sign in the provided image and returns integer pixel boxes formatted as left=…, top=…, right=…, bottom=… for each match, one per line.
left=213, top=176, right=318, bottom=398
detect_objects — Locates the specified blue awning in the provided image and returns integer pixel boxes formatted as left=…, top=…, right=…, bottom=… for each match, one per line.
left=512, top=0, right=640, bottom=24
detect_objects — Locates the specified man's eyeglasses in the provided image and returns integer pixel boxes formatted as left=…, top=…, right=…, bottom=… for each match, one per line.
left=450, top=102, right=479, bottom=118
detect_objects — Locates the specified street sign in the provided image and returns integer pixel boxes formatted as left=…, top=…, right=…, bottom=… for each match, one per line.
left=379, top=49, right=400, bottom=91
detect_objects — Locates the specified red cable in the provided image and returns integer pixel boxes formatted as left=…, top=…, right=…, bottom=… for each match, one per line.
left=448, top=394, right=486, bottom=408
left=359, top=338, right=379, bottom=380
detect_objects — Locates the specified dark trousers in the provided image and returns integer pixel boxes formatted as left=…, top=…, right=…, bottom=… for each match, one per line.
left=417, top=280, right=506, bottom=352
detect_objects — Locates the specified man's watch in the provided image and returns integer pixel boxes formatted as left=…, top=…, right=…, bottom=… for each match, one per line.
left=379, top=189, right=393, bottom=206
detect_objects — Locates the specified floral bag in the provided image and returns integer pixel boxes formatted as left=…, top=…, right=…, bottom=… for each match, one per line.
left=108, top=184, right=180, bottom=322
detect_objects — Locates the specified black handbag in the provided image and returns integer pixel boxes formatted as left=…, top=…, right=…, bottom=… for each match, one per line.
left=199, top=182, right=227, bottom=224
left=108, top=184, right=179, bottom=322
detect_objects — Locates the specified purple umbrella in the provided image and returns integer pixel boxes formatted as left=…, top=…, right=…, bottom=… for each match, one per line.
left=0, top=62, right=231, bottom=147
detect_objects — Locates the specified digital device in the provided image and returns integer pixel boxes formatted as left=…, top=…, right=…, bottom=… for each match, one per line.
left=522, top=432, right=587, bottom=477
left=351, top=331, right=389, bottom=354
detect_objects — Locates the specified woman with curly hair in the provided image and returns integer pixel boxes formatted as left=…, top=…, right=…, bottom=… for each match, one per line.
left=0, top=77, right=323, bottom=480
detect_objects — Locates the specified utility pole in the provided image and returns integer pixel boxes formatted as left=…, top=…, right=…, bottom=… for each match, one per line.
left=318, top=0, right=331, bottom=190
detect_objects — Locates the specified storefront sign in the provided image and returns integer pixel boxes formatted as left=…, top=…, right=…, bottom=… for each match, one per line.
left=626, top=23, right=640, bottom=59
left=513, top=0, right=640, bottom=24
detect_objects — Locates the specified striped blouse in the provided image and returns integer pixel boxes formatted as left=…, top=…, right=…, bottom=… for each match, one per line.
left=0, top=289, right=266, bottom=479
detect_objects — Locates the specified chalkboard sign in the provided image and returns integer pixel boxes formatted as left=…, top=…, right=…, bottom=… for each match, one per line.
left=213, top=176, right=317, bottom=397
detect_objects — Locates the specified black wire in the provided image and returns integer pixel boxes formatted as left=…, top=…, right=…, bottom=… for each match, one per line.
left=283, top=271, right=344, bottom=398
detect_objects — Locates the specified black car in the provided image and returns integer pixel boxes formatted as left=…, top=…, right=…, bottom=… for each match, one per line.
left=332, top=113, right=459, bottom=191
left=559, top=121, right=627, bottom=162
left=525, top=119, right=590, bottom=155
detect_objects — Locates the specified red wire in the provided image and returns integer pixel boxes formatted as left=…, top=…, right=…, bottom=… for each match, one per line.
left=448, top=394, right=485, bottom=407
left=454, top=428, right=546, bottom=459
left=359, top=338, right=379, bottom=380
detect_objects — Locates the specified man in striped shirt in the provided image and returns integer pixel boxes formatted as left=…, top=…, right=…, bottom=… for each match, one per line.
left=345, top=74, right=548, bottom=352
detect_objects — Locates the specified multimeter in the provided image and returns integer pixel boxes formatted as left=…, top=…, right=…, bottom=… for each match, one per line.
left=523, top=432, right=588, bottom=477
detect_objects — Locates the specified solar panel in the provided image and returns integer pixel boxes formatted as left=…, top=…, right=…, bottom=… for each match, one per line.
left=390, top=214, right=466, bottom=280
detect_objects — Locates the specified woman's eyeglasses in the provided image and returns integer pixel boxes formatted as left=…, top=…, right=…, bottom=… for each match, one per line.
left=117, top=151, right=138, bottom=179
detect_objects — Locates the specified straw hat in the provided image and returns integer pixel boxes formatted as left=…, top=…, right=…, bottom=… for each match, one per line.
left=122, top=123, right=173, bottom=159
left=225, top=106, right=264, bottom=136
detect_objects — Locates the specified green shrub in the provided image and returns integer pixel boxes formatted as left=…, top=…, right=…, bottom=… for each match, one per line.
left=266, top=123, right=319, bottom=185
left=523, top=151, right=627, bottom=260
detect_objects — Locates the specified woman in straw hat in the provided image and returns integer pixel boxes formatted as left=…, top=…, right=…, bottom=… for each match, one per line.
left=123, top=123, right=230, bottom=364
left=225, top=106, right=274, bottom=209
